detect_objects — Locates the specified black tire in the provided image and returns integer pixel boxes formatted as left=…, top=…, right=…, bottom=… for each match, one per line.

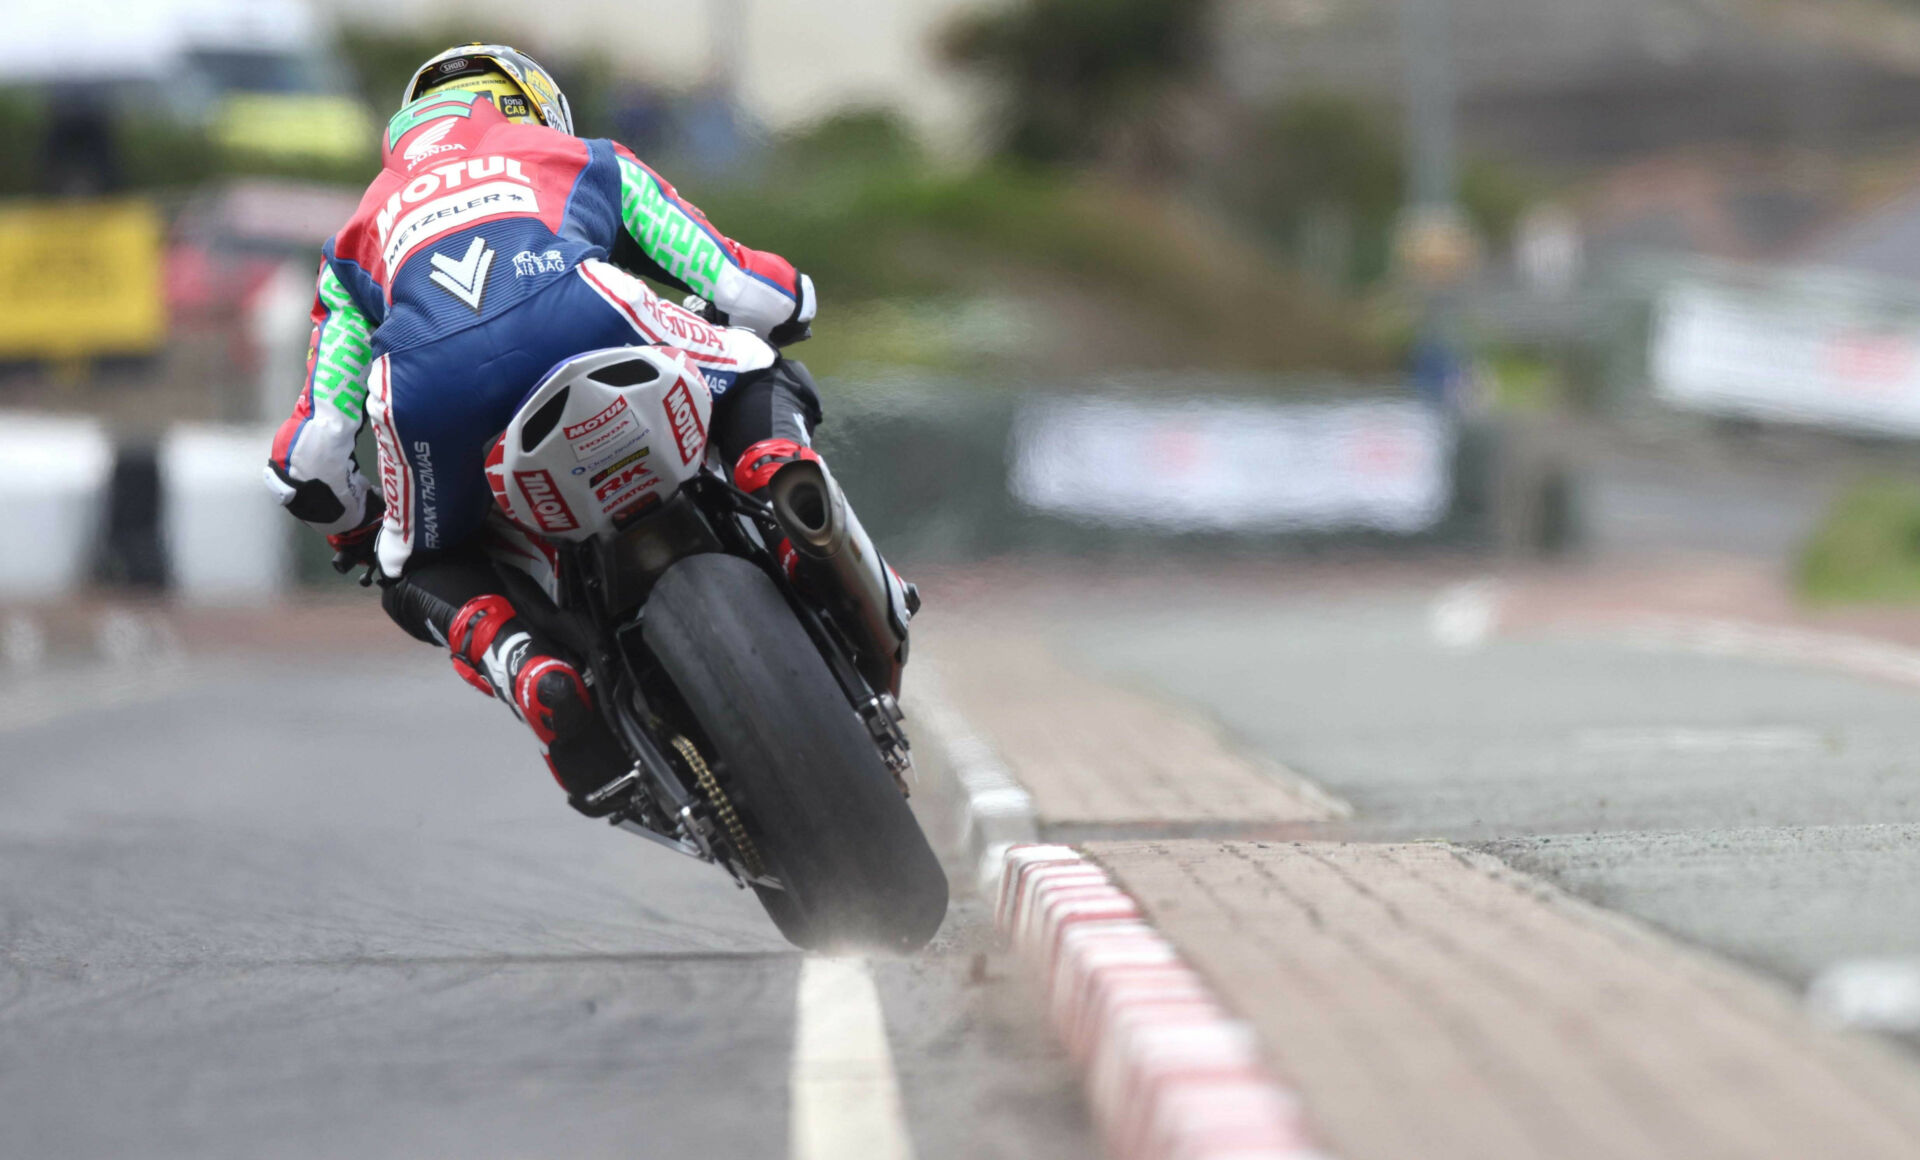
left=752, top=882, right=817, bottom=949
left=643, top=553, right=948, bottom=952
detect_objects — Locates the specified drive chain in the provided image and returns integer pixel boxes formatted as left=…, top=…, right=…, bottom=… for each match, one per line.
left=670, top=734, right=764, bottom=879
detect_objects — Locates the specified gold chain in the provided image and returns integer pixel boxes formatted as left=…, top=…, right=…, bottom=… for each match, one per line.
left=670, top=734, right=764, bottom=879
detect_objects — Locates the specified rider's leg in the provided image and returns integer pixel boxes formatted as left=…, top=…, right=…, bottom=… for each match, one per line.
left=378, top=544, right=631, bottom=808
left=360, top=265, right=790, bottom=806
left=713, top=359, right=919, bottom=694
left=367, top=342, right=632, bottom=810
left=710, top=357, right=824, bottom=464
left=710, top=357, right=826, bottom=576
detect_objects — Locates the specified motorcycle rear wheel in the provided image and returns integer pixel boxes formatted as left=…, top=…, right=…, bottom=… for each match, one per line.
left=643, top=552, right=948, bottom=952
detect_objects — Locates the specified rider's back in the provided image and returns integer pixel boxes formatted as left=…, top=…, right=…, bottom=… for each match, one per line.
left=329, top=93, right=621, bottom=354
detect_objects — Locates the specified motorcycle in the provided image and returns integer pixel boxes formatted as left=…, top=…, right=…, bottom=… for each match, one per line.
left=473, top=343, right=948, bottom=951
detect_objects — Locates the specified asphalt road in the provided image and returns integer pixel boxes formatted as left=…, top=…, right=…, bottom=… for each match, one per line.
left=0, top=644, right=1094, bottom=1160
left=17, top=564, right=1920, bottom=1156
left=1048, top=583, right=1920, bottom=995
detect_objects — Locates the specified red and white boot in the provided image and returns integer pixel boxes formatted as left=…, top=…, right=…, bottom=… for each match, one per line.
left=446, top=594, right=632, bottom=811
left=732, top=438, right=821, bottom=581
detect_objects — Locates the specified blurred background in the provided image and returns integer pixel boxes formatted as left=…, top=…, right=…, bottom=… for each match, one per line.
left=20, top=6, right=1920, bottom=1153
left=11, top=0, right=1920, bottom=604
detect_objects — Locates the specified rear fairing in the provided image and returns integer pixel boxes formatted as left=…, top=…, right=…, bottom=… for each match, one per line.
left=485, top=345, right=714, bottom=540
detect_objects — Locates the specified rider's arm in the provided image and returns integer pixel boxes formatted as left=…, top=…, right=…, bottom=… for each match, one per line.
left=610, top=144, right=817, bottom=343
left=264, top=254, right=378, bottom=537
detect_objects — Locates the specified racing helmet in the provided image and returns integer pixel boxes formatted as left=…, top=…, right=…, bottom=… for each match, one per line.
left=402, top=43, right=573, bottom=135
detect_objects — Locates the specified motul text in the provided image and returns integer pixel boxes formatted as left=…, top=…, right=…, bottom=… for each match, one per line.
left=564, top=395, right=630, bottom=441
left=665, top=379, right=705, bottom=465
left=514, top=469, right=580, bottom=533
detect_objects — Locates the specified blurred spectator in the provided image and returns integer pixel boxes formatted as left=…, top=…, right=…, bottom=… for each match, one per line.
left=40, top=83, right=122, bottom=196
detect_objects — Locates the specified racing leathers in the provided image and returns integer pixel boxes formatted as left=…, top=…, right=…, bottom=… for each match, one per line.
left=264, top=90, right=824, bottom=805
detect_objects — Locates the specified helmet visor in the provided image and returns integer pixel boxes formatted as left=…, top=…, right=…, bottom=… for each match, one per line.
left=418, top=70, right=537, bottom=123
left=403, top=47, right=568, bottom=133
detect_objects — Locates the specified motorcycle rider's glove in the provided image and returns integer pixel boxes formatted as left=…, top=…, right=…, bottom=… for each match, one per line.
left=683, top=273, right=816, bottom=348
left=769, top=273, right=816, bottom=348
left=682, top=294, right=727, bottom=326
left=327, top=493, right=386, bottom=582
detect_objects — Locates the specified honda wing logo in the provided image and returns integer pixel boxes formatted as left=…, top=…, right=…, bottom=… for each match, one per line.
left=402, top=118, right=464, bottom=166
left=429, top=237, right=494, bottom=313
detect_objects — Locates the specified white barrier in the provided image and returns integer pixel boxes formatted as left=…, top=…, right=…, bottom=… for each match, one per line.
left=1651, top=263, right=1920, bottom=438
left=1010, top=397, right=1454, bottom=534
left=159, top=424, right=289, bottom=604
left=0, top=413, right=113, bottom=596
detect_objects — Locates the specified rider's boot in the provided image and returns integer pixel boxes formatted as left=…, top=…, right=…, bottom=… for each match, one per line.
left=732, top=439, right=920, bottom=694
left=732, top=438, right=820, bottom=580
left=445, top=594, right=633, bottom=814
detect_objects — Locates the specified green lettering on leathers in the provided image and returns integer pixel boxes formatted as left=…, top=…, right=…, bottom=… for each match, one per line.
left=617, top=156, right=727, bottom=297
left=310, top=268, right=373, bottom=423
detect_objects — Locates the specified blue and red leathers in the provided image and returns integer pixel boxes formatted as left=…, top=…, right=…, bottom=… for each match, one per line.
left=266, top=88, right=817, bottom=577
left=263, top=88, right=824, bottom=803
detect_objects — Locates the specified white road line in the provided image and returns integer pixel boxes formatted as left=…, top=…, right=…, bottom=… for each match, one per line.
left=1572, top=726, right=1824, bottom=754
left=1808, top=958, right=1920, bottom=1032
left=1586, top=616, right=1920, bottom=691
left=790, top=956, right=916, bottom=1160
left=1428, top=579, right=1501, bottom=650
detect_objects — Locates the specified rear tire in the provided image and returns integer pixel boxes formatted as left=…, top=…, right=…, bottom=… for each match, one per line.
left=752, top=882, right=818, bottom=950
left=643, top=553, right=947, bottom=952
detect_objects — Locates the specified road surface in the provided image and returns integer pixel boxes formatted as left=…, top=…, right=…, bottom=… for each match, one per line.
left=13, top=559, right=1920, bottom=1157
left=0, top=623, right=1094, bottom=1160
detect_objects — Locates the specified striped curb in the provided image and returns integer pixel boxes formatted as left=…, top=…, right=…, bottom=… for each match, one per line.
left=996, top=844, right=1332, bottom=1160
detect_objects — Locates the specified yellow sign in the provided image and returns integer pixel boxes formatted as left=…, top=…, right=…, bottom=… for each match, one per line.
left=214, top=95, right=377, bottom=166
left=0, top=198, right=166, bottom=359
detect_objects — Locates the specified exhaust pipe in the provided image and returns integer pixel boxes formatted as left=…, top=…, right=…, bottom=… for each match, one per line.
left=767, top=459, right=912, bottom=696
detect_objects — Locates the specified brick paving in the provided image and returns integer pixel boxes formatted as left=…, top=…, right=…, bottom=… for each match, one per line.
left=918, top=622, right=1342, bottom=827
left=1091, top=839, right=1920, bottom=1160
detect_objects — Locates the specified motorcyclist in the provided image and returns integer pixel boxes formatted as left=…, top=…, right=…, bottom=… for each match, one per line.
left=265, top=44, right=855, bottom=812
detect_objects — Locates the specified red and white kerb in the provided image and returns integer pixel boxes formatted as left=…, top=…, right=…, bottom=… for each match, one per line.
left=996, top=845, right=1329, bottom=1160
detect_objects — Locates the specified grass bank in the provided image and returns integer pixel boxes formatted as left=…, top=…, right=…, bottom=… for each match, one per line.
left=1798, top=476, right=1920, bottom=603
